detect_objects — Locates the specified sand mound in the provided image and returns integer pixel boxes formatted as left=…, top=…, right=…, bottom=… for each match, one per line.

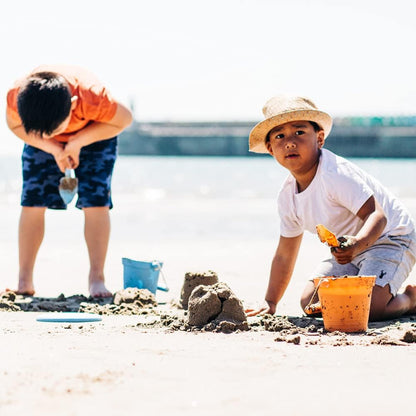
left=0, top=291, right=20, bottom=311
left=180, top=270, right=219, bottom=309
left=113, top=288, right=156, bottom=307
left=1, top=289, right=157, bottom=316
left=81, top=288, right=157, bottom=315
left=187, top=282, right=248, bottom=332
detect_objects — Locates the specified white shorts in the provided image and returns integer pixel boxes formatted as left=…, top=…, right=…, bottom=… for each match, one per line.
left=311, top=231, right=416, bottom=296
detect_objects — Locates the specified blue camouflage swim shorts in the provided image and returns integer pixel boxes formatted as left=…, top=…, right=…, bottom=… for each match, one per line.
left=21, top=137, right=118, bottom=210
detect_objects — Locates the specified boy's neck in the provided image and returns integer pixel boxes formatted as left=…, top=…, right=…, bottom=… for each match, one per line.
left=293, top=151, right=322, bottom=193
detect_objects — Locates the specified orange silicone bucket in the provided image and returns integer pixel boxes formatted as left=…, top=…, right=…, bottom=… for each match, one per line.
left=313, top=276, right=376, bottom=332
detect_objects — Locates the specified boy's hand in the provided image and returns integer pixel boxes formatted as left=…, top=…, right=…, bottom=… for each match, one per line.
left=245, top=300, right=276, bottom=317
left=331, top=235, right=358, bottom=264
left=45, top=141, right=72, bottom=173
left=54, top=152, right=74, bottom=173
left=62, top=138, right=82, bottom=169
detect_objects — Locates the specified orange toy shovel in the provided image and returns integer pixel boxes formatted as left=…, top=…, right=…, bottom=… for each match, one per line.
left=316, top=224, right=339, bottom=248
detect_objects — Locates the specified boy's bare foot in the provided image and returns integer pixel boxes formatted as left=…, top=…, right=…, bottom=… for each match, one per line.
left=16, top=289, right=35, bottom=296
left=89, top=281, right=112, bottom=298
left=404, top=285, right=416, bottom=314
left=304, top=301, right=322, bottom=316
left=10, top=281, right=35, bottom=296
left=5, top=289, right=35, bottom=296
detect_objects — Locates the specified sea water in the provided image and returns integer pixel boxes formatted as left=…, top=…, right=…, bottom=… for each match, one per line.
left=0, top=154, right=415, bottom=203
left=112, top=155, right=416, bottom=199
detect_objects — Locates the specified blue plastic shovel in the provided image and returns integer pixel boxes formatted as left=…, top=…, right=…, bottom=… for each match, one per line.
left=58, top=168, right=78, bottom=204
left=36, top=312, right=102, bottom=323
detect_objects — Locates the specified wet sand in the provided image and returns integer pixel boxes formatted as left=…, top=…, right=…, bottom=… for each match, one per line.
left=2, top=288, right=416, bottom=344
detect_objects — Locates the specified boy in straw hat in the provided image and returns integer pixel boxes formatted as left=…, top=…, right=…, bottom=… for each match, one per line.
left=246, top=95, right=416, bottom=321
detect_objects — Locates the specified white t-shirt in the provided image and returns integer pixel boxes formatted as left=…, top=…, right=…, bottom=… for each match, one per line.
left=278, top=149, right=415, bottom=238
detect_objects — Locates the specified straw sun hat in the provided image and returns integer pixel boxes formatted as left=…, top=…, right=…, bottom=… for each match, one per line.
left=249, top=95, right=333, bottom=153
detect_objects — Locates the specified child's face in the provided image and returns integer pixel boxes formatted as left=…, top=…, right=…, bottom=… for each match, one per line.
left=266, top=120, right=325, bottom=176
left=41, top=113, right=71, bottom=139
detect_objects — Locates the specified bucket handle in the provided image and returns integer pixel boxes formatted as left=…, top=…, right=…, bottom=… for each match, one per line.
left=151, top=261, right=169, bottom=292
left=304, top=277, right=325, bottom=315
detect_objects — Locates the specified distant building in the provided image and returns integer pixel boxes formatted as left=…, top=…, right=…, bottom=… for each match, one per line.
left=118, top=117, right=416, bottom=158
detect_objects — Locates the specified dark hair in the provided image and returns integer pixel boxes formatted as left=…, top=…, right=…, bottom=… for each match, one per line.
left=265, top=121, right=323, bottom=143
left=17, top=72, right=72, bottom=136
left=309, top=121, right=321, bottom=132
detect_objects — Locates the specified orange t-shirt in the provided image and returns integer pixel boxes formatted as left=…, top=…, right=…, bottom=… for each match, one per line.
left=7, top=65, right=118, bottom=143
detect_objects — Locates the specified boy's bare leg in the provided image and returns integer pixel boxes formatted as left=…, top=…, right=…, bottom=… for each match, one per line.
left=370, top=284, right=416, bottom=321
left=83, top=207, right=112, bottom=298
left=18, top=207, right=47, bottom=295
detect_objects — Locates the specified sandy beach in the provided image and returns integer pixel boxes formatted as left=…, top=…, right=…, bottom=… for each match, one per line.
left=2, top=292, right=416, bottom=416
left=2, top=156, right=416, bottom=415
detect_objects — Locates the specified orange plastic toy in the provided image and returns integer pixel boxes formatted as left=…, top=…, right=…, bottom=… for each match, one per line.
left=316, top=224, right=339, bottom=247
left=313, top=276, right=376, bottom=332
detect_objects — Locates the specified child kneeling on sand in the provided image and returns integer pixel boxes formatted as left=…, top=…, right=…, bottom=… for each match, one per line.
left=246, top=95, right=416, bottom=321
left=6, top=65, right=133, bottom=298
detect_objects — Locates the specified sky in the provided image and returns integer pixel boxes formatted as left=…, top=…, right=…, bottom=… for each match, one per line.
left=1, top=0, right=416, bottom=152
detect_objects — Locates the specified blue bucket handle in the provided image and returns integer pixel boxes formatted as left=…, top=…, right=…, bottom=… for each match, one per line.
left=151, top=261, right=169, bottom=292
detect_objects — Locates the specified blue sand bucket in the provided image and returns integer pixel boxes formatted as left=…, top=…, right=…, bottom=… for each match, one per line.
left=122, top=258, right=169, bottom=294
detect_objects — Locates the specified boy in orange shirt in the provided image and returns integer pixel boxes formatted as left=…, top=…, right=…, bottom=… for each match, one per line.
left=6, top=65, right=133, bottom=297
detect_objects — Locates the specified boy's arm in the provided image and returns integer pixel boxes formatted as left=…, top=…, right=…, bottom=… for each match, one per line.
left=246, top=234, right=303, bottom=316
left=6, top=107, right=67, bottom=160
left=63, top=102, right=133, bottom=167
left=332, top=195, right=387, bottom=264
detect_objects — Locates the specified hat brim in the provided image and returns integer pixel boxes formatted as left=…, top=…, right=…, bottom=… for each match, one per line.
left=249, top=109, right=333, bottom=154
